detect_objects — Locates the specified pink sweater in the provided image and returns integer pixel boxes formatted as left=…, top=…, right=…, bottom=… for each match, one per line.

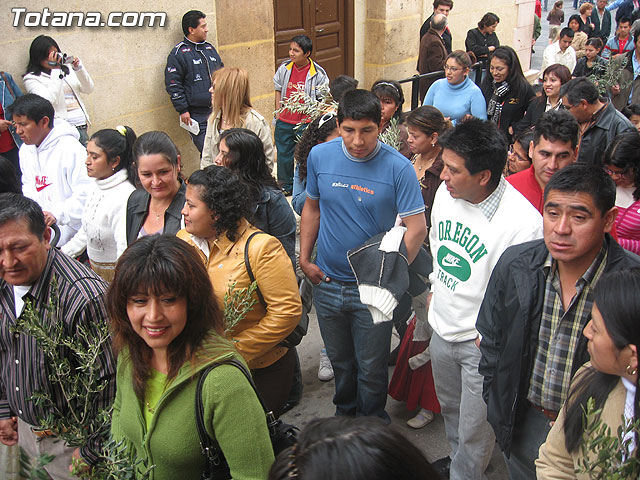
left=616, top=198, right=640, bottom=254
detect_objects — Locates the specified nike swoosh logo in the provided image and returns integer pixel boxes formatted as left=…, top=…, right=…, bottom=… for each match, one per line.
left=36, top=183, right=52, bottom=192
left=442, top=258, right=461, bottom=268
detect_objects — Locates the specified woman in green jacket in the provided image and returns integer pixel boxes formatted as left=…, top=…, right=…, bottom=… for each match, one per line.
left=108, top=235, right=274, bottom=479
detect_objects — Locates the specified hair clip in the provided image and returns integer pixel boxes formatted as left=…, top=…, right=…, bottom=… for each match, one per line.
left=116, top=125, right=127, bottom=136
left=318, top=112, right=336, bottom=128
left=374, top=81, right=401, bottom=96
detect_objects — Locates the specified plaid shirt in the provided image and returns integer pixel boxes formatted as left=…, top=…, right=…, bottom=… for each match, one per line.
left=476, top=176, right=507, bottom=221
left=527, top=243, right=607, bottom=411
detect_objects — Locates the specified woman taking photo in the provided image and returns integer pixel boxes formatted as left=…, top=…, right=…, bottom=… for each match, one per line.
left=514, top=64, right=571, bottom=134
left=62, top=126, right=136, bottom=281
left=178, top=165, right=301, bottom=418
left=465, top=12, right=500, bottom=70
left=23, top=35, right=94, bottom=144
left=481, top=46, right=535, bottom=141
left=371, top=79, right=411, bottom=158
left=603, top=132, right=640, bottom=255
left=109, top=235, right=274, bottom=480
left=423, top=50, right=487, bottom=125
left=536, top=268, right=640, bottom=478
left=214, top=128, right=296, bottom=265
left=200, top=66, right=275, bottom=170
left=126, top=131, right=186, bottom=245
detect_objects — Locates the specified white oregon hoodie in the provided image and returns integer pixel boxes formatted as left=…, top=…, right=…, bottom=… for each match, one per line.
left=20, top=121, right=90, bottom=246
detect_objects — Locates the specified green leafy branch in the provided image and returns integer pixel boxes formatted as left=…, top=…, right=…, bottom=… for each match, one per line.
left=11, top=277, right=151, bottom=480
left=273, top=84, right=336, bottom=128
left=589, top=56, right=632, bottom=97
left=576, top=396, right=640, bottom=479
left=223, top=281, right=258, bottom=336
left=378, top=116, right=402, bottom=152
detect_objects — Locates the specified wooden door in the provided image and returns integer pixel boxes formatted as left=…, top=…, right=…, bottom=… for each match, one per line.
left=274, top=0, right=353, bottom=81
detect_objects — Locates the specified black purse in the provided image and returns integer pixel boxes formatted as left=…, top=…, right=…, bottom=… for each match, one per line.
left=195, top=358, right=298, bottom=480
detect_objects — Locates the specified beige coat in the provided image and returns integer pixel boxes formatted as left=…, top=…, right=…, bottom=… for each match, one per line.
left=536, top=372, right=626, bottom=480
left=200, top=108, right=275, bottom=170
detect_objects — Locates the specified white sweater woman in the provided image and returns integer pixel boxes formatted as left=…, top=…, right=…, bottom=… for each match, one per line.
left=62, top=169, right=134, bottom=281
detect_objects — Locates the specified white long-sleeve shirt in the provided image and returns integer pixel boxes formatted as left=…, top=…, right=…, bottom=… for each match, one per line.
left=540, top=42, right=577, bottom=79
left=62, top=169, right=135, bottom=263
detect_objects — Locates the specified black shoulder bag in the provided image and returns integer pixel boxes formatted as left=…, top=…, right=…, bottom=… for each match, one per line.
left=195, top=358, right=298, bottom=480
left=244, top=231, right=312, bottom=348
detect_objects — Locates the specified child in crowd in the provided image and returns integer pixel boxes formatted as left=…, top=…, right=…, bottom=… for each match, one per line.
left=273, top=35, right=328, bottom=196
left=622, top=104, right=640, bottom=131
left=371, top=79, right=411, bottom=158
left=548, top=1, right=565, bottom=43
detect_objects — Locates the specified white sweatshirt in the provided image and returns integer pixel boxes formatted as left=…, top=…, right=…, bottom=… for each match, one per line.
left=20, top=122, right=91, bottom=246
left=62, top=169, right=135, bottom=263
left=428, top=181, right=543, bottom=342
left=23, top=63, right=94, bottom=125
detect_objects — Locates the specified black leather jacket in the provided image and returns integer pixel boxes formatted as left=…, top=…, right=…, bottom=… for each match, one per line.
left=125, top=181, right=186, bottom=245
left=476, top=235, right=640, bottom=455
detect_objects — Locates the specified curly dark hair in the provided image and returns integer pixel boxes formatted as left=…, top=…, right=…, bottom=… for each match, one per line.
left=108, top=235, right=225, bottom=401
left=187, top=166, right=252, bottom=242
left=219, top=128, right=278, bottom=202
left=294, top=113, right=338, bottom=182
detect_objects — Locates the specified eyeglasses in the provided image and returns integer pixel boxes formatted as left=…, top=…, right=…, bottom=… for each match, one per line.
left=603, top=167, right=631, bottom=179
left=444, top=65, right=464, bottom=73
left=508, top=145, right=529, bottom=164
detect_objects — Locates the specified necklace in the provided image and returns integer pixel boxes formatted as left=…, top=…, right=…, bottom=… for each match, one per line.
left=412, top=149, right=439, bottom=171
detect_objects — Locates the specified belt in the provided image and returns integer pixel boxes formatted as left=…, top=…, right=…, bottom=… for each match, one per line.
left=328, top=278, right=357, bottom=286
left=31, top=428, right=56, bottom=438
left=530, top=403, right=558, bottom=421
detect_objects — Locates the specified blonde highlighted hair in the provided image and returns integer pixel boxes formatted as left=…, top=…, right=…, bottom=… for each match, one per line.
left=211, top=66, right=252, bottom=128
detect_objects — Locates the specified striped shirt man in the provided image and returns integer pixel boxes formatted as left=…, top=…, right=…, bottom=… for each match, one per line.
left=0, top=247, right=115, bottom=465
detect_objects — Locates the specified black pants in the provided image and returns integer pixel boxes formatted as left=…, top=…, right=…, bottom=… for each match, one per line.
left=252, top=347, right=296, bottom=419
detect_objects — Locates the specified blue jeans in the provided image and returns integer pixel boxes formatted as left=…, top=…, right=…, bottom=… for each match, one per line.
left=504, top=404, right=552, bottom=479
left=313, top=280, right=393, bottom=421
left=274, top=119, right=300, bottom=190
left=430, top=332, right=495, bottom=480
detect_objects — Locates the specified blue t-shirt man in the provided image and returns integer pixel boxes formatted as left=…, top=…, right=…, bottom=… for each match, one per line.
left=306, top=138, right=425, bottom=281
left=300, top=89, right=426, bottom=421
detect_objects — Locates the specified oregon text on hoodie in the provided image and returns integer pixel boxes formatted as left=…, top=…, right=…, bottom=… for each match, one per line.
left=428, top=180, right=543, bottom=342
left=19, top=122, right=90, bottom=246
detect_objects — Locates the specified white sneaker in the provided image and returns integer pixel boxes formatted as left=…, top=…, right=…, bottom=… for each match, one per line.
left=318, top=348, right=334, bottom=382
left=406, top=409, right=434, bottom=429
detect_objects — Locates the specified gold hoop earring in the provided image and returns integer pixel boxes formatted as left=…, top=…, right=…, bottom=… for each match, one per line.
left=626, top=365, right=637, bottom=376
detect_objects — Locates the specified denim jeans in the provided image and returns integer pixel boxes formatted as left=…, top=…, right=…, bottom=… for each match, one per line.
left=504, top=404, right=552, bottom=479
left=430, top=332, right=495, bottom=480
left=274, top=119, right=298, bottom=190
left=313, top=280, right=393, bottom=422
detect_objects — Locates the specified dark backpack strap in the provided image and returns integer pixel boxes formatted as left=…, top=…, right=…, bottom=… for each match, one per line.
left=244, top=231, right=267, bottom=308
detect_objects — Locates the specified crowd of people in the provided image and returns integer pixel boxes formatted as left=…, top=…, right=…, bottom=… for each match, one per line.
left=0, top=2, right=640, bottom=480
